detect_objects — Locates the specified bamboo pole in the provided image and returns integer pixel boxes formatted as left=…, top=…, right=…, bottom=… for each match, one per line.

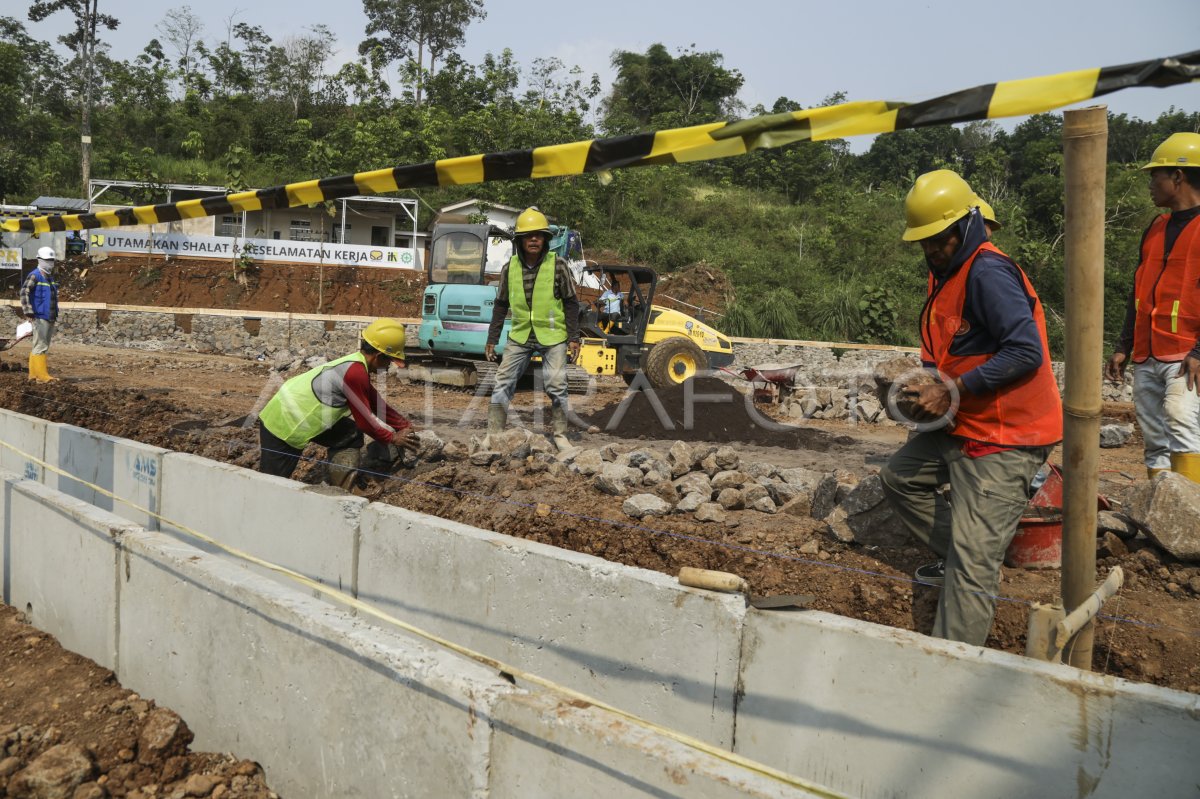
left=1060, top=106, right=1108, bottom=670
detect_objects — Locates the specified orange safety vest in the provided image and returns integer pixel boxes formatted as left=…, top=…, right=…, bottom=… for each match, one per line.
left=1131, top=214, right=1200, bottom=363
left=920, top=242, right=1063, bottom=446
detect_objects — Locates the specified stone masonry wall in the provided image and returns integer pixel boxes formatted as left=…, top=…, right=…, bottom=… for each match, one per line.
left=49, top=308, right=1135, bottom=404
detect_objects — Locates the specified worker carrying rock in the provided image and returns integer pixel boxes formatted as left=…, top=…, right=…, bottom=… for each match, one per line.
left=20, top=245, right=60, bottom=383
left=257, top=318, right=420, bottom=488
left=1105, top=132, right=1200, bottom=483
left=880, top=169, right=1062, bottom=647
left=484, top=207, right=581, bottom=451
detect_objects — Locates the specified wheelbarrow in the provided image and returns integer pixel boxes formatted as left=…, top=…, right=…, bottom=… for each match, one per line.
left=0, top=321, right=33, bottom=352
left=721, top=362, right=806, bottom=403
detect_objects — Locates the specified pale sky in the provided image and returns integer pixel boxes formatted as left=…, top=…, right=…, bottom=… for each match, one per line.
left=20, top=0, right=1200, bottom=147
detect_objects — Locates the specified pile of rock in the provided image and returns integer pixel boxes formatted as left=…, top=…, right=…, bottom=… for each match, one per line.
left=464, top=430, right=907, bottom=545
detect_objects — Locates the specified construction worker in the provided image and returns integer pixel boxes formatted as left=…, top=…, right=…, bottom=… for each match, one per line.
left=975, top=196, right=1001, bottom=233
left=1105, top=133, right=1200, bottom=483
left=257, top=318, right=420, bottom=488
left=484, top=207, right=581, bottom=451
left=880, top=169, right=1062, bottom=647
left=598, top=275, right=625, bottom=332
left=20, top=245, right=59, bottom=383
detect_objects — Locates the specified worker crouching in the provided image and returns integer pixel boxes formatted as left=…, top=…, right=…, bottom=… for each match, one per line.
left=257, top=318, right=420, bottom=489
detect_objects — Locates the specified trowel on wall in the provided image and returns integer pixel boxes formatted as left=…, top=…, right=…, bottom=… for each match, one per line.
left=677, top=567, right=814, bottom=611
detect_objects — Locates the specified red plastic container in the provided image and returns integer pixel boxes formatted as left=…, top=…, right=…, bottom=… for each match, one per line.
left=1004, top=464, right=1109, bottom=569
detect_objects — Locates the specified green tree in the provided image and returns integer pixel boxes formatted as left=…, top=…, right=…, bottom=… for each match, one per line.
left=27, top=0, right=120, bottom=194
left=359, top=0, right=485, bottom=108
left=603, top=43, right=743, bottom=132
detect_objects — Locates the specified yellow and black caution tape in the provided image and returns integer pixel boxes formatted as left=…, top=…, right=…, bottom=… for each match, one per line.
left=3, top=50, right=1197, bottom=236
left=0, top=437, right=848, bottom=797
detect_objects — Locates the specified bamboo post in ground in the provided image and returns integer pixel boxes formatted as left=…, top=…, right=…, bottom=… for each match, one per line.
left=1060, top=106, right=1108, bottom=670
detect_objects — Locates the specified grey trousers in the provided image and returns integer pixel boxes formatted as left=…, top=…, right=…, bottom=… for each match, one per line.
left=880, top=431, right=1051, bottom=645
left=31, top=319, right=54, bottom=355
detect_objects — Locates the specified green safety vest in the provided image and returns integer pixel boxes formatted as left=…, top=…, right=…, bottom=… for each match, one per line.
left=258, top=352, right=366, bottom=448
left=507, top=253, right=567, bottom=346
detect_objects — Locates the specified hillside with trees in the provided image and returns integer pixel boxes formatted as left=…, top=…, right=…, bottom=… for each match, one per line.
left=1, top=5, right=1197, bottom=351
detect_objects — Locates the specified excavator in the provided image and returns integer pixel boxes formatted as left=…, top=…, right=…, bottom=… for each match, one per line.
left=406, top=221, right=734, bottom=391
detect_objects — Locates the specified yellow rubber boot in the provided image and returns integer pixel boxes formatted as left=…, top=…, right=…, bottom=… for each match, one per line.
left=1169, top=452, right=1200, bottom=484
left=29, top=354, right=57, bottom=383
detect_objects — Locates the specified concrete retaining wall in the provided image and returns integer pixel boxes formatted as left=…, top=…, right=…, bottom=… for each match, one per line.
left=1, top=476, right=134, bottom=672
left=117, top=530, right=506, bottom=799
left=44, top=424, right=167, bottom=529
left=0, top=409, right=47, bottom=481
left=358, top=503, right=746, bottom=748
left=158, top=453, right=365, bottom=593
left=0, top=467, right=828, bottom=798
left=734, top=610, right=1200, bottom=799
left=4, top=407, right=1196, bottom=797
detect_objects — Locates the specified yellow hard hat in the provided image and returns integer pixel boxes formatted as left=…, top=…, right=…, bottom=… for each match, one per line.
left=362, top=318, right=407, bottom=359
left=974, top=196, right=1001, bottom=230
left=902, top=170, right=977, bottom=242
left=1142, top=132, right=1200, bottom=170
left=514, top=207, right=550, bottom=236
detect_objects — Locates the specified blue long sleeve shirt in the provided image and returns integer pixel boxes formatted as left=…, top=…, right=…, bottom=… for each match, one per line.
left=924, top=212, right=1045, bottom=396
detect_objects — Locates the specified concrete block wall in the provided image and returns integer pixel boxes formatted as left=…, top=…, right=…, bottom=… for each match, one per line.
left=1, top=476, right=136, bottom=673
left=0, top=466, right=831, bottom=798
left=117, top=530, right=508, bottom=799
left=5, top=407, right=1197, bottom=797
left=158, top=453, right=366, bottom=594
left=0, top=409, right=47, bottom=481
left=733, top=610, right=1200, bottom=799
left=489, top=691, right=808, bottom=799
left=358, top=503, right=746, bottom=747
left=44, top=424, right=167, bottom=529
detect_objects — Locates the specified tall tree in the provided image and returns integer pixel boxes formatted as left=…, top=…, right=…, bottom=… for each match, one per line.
left=156, top=5, right=204, bottom=96
left=27, top=0, right=119, bottom=196
left=358, top=0, right=485, bottom=108
left=603, top=43, right=743, bottom=132
left=265, top=25, right=335, bottom=119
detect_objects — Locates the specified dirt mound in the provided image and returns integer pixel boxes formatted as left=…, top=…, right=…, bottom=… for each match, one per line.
left=655, top=263, right=732, bottom=317
left=1, top=255, right=427, bottom=318
left=581, top=377, right=849, bottom=449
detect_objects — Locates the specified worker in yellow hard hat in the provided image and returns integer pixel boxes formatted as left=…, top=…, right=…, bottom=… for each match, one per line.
left=257, top=318, right=420, bottom=488
left=484, top=207, right=581, bottom=451
left=880, top=169, right=1062, bottom=647
left=974, top=196, right=1001, bottom=233
left=1105, top=132, right=1200, bottom=483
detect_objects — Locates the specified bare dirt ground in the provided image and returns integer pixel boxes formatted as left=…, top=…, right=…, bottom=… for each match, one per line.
left=0, top=257, right=1198, bottom=794
left=0, top=604, right=277, bottom=799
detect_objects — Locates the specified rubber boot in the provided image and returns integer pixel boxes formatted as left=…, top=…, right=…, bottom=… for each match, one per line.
left=550, top=405, right=571, bottom=452
left=28, top=354, right=56, bottom=383
left=326, top=446, right=362, bottom=490
left=1148, top=467, right=1170, bottom=480
left=1169, top=452, right=1200, bottom=484
left=38, top=354, right=58, bottom=382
